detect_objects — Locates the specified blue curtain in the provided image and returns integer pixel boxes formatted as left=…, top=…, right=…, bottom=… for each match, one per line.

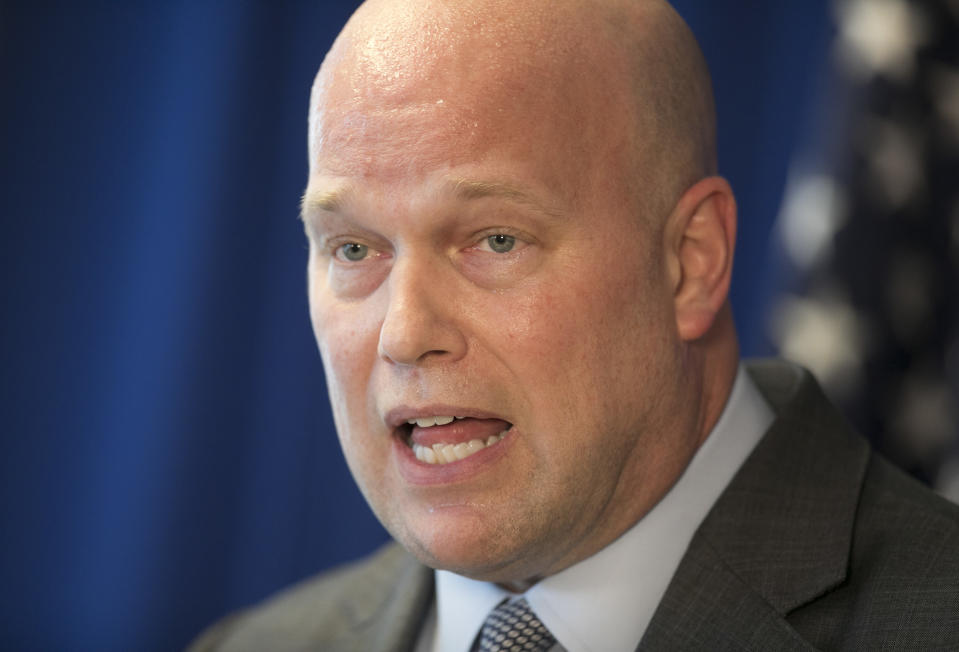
left=0, top=1, right=831, bottom=649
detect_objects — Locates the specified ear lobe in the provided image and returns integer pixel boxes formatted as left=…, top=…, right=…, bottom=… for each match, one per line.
left=667, top=176, right=737, bottom=341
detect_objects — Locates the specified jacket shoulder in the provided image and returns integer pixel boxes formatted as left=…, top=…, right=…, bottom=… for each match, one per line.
left=744, top=360, right=959, bottom=647
left=790, top=449, right=959, bottom=648
left=188, top=542, right=432, bottom=652
left=855, top=453, right=959, bottom=595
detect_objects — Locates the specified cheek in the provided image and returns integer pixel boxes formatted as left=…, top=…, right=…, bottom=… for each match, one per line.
left=502, top=262, right=645, bottom=366
left=311, top=301, right=389, bottom=483
left=494, top=256, right=666, bottom=429
left=309, top=287, right=382, bottom=419
left=485, top=283, right=609, bottom=429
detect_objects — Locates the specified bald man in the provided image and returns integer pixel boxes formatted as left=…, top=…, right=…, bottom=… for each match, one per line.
left=192, top=0, right=959, bottom=650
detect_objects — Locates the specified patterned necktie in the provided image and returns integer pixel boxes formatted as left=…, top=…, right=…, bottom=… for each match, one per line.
left=476, top=598, right=556, bottom=652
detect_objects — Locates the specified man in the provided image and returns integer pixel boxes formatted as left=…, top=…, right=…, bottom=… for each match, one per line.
left=192, top=0, right=959, bottom=649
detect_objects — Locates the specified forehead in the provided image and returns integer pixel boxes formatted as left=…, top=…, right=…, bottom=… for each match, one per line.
left=323, top=0, right=587, bottom=96
left=309, top=0, right=637, bottom=197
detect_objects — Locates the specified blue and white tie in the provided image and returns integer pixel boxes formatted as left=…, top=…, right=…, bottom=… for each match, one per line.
left=476, top=598, right=556, bottom=652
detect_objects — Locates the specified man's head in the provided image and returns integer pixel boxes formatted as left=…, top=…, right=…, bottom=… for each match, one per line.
left=301, top=0, right=739, bottom=586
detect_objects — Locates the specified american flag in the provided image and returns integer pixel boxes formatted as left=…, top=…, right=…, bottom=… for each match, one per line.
left=767, top=0, right=959, bottom=501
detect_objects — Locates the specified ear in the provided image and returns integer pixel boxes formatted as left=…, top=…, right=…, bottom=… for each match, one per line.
left=664, top=176, right=737, bottom=342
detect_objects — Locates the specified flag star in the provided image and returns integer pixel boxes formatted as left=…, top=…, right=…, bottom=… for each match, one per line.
left=776, top=173, right=848, bottom=270
left=770, top=290, right=871, bottom=401
left=835, top=0, right=927, bottom=81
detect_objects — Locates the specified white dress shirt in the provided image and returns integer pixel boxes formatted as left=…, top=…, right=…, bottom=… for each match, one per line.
left=416, top=365, right=774, bottom=652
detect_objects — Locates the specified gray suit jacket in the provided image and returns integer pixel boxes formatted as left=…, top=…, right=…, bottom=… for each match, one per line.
left=191, top=360, right=959, bottom=651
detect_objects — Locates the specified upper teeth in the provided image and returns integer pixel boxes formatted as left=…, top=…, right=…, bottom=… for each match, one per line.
left=407, top=416, right=461, bottom=427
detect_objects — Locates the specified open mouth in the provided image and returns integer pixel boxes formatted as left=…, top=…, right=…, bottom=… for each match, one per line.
left=400, top=416, right=513, bottom=465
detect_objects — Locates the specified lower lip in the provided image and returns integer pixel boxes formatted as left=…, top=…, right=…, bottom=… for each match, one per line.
left=393, top=429, right=513, bottom=485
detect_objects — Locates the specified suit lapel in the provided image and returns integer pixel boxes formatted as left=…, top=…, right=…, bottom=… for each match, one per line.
left=638, top=534, right=819, bottom=651
left=640, top=361, right=871, bottom=650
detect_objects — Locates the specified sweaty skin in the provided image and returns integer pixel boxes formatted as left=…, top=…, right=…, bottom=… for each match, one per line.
left=303, top=0, right=739, bottom=588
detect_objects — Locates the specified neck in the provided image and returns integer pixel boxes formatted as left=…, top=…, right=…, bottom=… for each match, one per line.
left=692, top=303, right=740, bottom=448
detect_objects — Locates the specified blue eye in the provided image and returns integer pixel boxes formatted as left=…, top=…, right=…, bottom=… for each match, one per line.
left=487, top=234, right=515, bottom=253
left=339, top=243, right=369, bottom=261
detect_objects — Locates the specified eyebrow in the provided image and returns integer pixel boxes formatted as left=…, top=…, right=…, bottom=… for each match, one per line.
left=449, top=178, right=564, bottom=219
left=300, top=185, right=355, bottom=219
left=299, top=178, right=565, bottom=220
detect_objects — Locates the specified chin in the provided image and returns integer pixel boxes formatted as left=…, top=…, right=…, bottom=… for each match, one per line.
left=391, top=511, right=537, bottom=582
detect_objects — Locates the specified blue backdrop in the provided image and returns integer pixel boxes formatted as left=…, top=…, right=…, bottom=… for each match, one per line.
left=1, top=2, right=834, bottom=649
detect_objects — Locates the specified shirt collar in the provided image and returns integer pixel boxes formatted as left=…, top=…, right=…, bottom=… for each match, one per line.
left=429, top=364, right=774, bottom=652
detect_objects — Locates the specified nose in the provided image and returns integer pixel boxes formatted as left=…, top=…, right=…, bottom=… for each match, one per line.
left=377, top=257, right=467, bottom=366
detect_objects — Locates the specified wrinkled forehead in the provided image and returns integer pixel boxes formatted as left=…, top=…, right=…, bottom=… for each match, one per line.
left=308, top=0, right=635, bottom=185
